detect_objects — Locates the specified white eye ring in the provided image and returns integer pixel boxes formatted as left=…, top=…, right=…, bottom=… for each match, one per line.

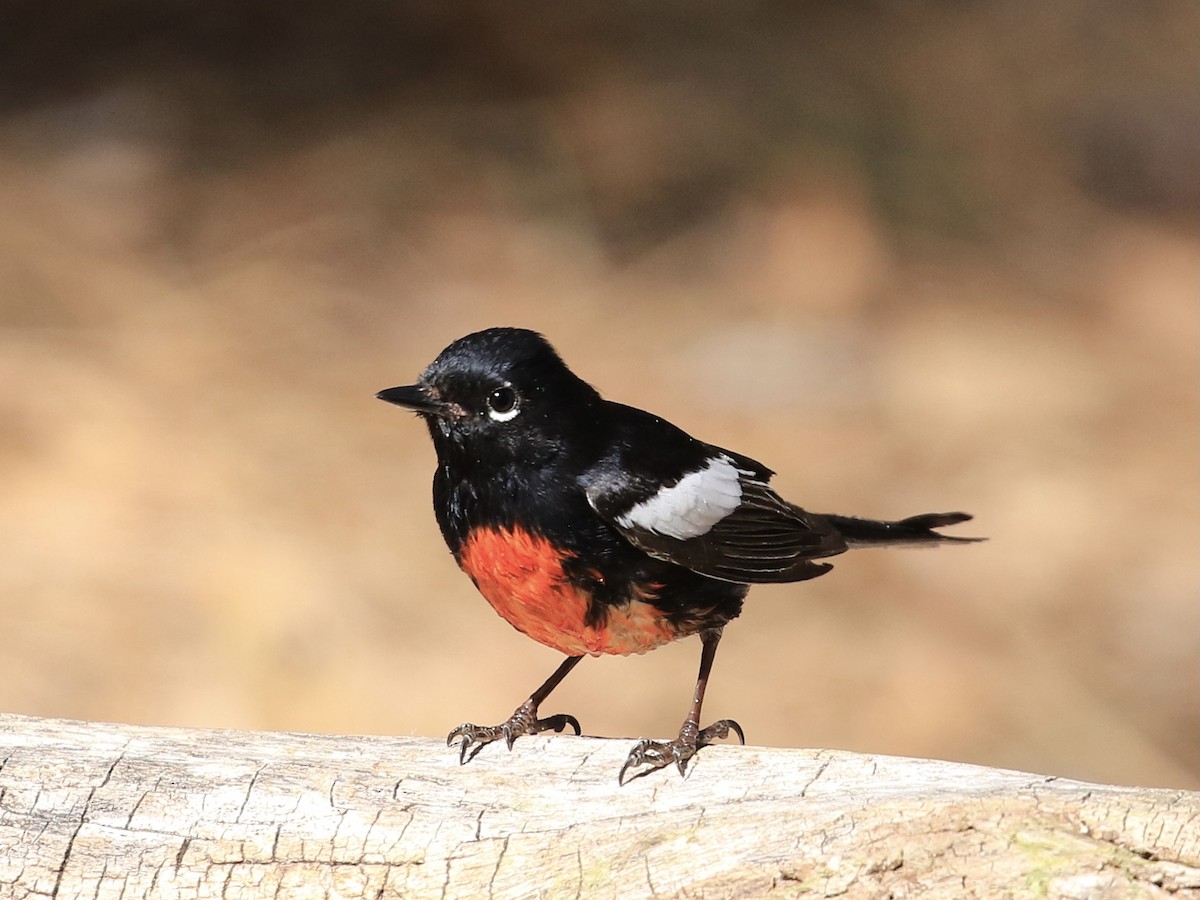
left=486, top=384, right=520, bottom=422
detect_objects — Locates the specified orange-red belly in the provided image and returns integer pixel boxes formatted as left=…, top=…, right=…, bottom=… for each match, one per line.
left=458, top=526, right=675, bottom=657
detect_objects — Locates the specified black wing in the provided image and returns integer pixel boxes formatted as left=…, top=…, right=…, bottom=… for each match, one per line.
left=581, top=405, right=847, bottom=584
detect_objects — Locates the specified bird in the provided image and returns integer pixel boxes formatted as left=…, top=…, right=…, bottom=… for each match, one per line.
left=377, top=327, right=980, bottom=782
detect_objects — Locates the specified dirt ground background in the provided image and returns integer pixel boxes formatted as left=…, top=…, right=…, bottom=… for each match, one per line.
left=1, top=2, right=1196, bottom=790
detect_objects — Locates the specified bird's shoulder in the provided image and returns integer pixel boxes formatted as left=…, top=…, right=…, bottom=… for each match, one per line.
left=582, top=400, right=774, bottom=500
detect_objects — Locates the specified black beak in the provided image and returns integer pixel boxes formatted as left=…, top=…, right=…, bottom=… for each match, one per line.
left=376, top=384, right=449, bottom=415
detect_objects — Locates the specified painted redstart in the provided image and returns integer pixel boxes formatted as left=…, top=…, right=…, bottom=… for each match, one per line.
left=378, top=327, right=980, bottom=781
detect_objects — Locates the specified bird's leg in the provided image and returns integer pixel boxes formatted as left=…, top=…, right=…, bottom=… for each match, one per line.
left=448, top=655, right=584, bottom=764
left=619, top=628, right=744, bottom=783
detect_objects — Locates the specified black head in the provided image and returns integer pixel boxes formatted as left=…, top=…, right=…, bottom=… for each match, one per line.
left=377, top=328, right=603, bottom=468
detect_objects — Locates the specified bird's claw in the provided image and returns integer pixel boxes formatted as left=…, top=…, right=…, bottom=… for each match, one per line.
left=446, top=703, right=581, bottom=765
left=700, top=718, right=745, bottom=746
left=618, top=718, right=744, bottom=784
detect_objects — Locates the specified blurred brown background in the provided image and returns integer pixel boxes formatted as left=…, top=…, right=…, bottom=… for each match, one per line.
left=0, top=1, right=1196, bottom=790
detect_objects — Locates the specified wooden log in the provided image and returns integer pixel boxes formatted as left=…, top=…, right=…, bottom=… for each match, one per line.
left=0, top=713, right=1196, bottom=898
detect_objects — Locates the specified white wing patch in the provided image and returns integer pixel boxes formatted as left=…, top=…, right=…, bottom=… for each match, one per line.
left=615, top=455, right=746, bottom=540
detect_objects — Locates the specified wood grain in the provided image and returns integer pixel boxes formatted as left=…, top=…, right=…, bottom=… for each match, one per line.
left=0, top=714, right=1196, bottom=898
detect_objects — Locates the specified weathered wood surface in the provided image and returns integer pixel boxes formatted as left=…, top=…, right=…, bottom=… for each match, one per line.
left=0, top=714, right=1196, bottom=899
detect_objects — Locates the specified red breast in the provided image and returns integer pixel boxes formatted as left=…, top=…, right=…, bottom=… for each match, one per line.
left=458, top=526, right=676, bottom=657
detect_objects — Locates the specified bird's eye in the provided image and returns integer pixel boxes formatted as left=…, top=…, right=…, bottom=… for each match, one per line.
left=486, top=385, right=520, bottom=422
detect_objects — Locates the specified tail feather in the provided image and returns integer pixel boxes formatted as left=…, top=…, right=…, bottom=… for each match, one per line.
left=825, top=511, right=983, bottom=548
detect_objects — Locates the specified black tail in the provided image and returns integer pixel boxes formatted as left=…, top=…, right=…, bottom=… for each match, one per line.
left=825, top=511, right=983, bottom=548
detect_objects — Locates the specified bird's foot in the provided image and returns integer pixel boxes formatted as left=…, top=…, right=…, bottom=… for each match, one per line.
left=447, top=700, right=581, bottom=765
left=619, top=718, right=744, bottom=783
